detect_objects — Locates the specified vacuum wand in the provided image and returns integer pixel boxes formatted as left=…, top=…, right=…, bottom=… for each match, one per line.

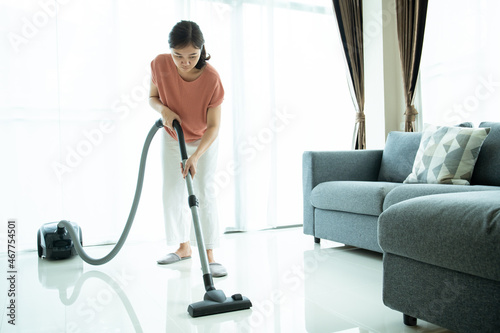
left=172, top=119, right=252, bottom=317
left=172, top=120, right=214, bottom=291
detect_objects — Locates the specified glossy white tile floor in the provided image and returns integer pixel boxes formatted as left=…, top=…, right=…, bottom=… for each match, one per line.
left=1, top=227, right=454, bottom=333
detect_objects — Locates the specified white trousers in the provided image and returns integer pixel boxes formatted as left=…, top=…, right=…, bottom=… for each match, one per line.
left=161, top=130, right=219, bottom=249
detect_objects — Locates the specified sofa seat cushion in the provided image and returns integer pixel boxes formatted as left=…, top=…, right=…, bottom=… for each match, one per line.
left=383, top=183, right=500, bottom=211
left=378, top=191, right=500, bottom=282
left=310, top=181, right=402, bottom=216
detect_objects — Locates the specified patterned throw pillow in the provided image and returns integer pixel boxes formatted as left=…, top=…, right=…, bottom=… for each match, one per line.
left=404, top=124, right=490, bottom=185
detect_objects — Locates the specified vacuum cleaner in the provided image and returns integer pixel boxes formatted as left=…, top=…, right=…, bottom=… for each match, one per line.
left=37, top=118, right=252, bottom=317
left=37, top=220, right=82, bottom=260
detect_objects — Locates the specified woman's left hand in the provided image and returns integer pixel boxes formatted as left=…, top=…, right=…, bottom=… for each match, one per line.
left=180, top=105, right=221, bottom=179
left=181, top=154, right=200, bottom=179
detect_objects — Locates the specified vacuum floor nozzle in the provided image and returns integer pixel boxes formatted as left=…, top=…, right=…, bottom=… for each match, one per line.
left=188, top=292, right=252, bottom=317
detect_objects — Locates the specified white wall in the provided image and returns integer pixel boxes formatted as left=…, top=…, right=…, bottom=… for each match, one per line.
left=363, top=0, right=406, bottom=149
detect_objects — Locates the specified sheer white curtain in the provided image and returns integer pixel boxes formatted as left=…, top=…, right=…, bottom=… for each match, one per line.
left=420, top=0, right=500, bottom=126
left=207, top=0, right=354, bottom=232
left=1, top=0, right=353, bottom=251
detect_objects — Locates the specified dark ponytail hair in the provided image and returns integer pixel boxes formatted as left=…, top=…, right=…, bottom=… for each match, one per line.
left=168, top=20, right=211, bottom=70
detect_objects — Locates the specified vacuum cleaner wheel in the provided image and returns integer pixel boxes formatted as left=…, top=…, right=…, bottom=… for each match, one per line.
left=37, top=230, right=43, bottom=258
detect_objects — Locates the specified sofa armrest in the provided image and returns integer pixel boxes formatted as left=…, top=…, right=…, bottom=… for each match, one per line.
left=302, top=150, right=383, bottom=235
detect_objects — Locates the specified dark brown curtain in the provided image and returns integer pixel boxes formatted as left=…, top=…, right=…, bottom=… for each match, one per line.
left=396, top=0, right=428, bottom=132
left=332, top=0, right=365, bottom=149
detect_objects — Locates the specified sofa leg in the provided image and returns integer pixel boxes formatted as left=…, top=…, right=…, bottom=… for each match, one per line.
left=403, top=314, right=417, bottom=326
left=314, top=237, right=320, bottom=244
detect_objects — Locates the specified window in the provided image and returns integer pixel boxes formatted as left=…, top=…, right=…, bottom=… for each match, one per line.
left=420, top=0, right=500, bottom=126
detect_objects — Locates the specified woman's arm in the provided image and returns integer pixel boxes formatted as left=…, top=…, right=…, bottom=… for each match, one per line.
left=149, top=78, right=181, bottom=130
left=181, top=105, right=221, bottom=178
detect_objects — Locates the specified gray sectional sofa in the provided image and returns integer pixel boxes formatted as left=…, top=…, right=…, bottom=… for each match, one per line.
left=302, top=122, right=500, bottom=332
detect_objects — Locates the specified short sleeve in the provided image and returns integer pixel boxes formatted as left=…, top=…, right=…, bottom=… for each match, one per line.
left=150, top=56, right=160, bottom=86
left=208, top=78, right=224, bottom=109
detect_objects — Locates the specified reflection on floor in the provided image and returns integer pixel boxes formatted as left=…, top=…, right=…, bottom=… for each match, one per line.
left=0, top=227, right=454, bottom=332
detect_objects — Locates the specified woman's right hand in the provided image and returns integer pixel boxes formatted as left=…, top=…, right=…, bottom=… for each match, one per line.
left=149, top=78, right=181, bottom=130
left=161, top=108, right=181, bottom=131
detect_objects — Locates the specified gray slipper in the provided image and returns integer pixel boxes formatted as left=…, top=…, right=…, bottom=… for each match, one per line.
left=209, top=263, right=227, bottom=277
left=157, top=253, right=191, bottom=265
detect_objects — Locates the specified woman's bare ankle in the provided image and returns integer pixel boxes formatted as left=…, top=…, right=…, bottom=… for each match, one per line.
left=175, top=241, right=192, bottom=258
left=206, top=249, right=215, bottom=263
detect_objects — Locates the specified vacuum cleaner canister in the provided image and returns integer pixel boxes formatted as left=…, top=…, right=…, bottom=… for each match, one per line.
left=38, top=221, right=82, bottom=260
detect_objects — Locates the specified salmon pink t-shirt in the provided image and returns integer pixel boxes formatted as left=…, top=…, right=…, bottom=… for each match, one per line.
left=151, top=54, right=224, bottom=142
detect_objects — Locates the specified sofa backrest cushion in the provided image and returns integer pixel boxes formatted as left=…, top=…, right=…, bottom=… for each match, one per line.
left=378, top=131, right=422, bottom=183
left=471, top=122, right=500, bottom=186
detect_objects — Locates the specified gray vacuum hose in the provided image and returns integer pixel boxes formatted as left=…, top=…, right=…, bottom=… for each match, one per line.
left=58, top=119, right=164, bottom=265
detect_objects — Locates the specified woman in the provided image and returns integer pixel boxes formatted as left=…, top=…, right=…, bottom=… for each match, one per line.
left=149, top=20, right=226, bottom=277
